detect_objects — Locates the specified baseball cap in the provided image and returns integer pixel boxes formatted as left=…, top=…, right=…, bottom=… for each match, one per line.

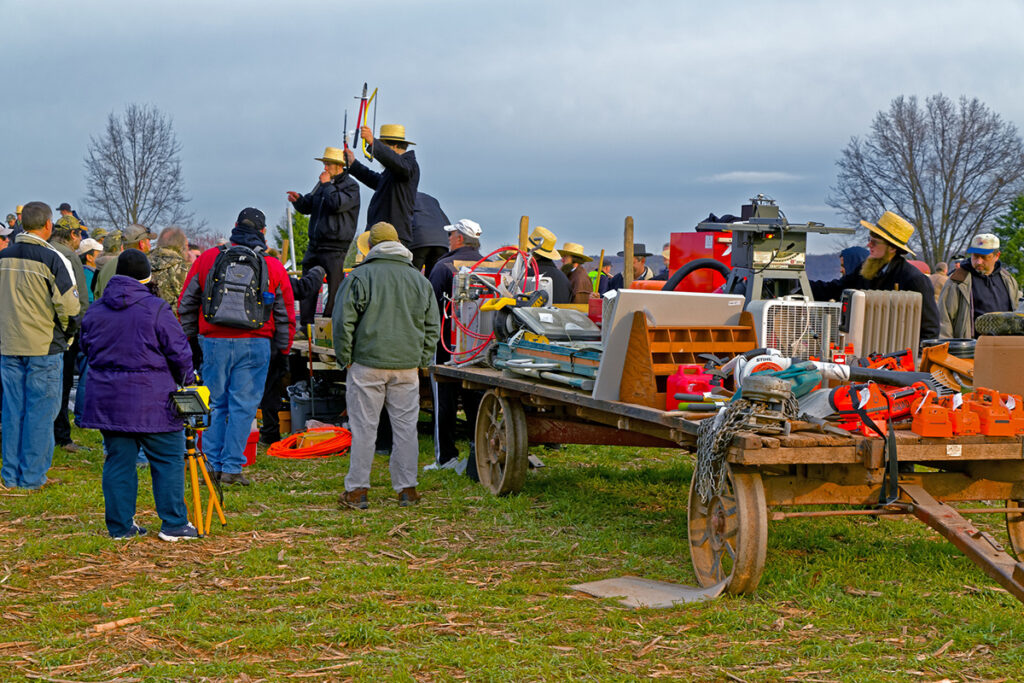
left=57, top=202, right=72, bottom=212
left=966, top=233, right=1000, bottom=255
left=443, top=219, right=482, bottom=239
left=123, top=223, right=157, bottom=244
left=0, top=225, right=13, bottom=237
left=76, top=238, right=104, bottom=255
left=369, top=222, right=399, bottom=245
left=236, top=207, right=266, bottom=230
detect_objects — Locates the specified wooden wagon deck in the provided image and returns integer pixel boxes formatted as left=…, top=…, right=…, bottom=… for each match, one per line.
left=432, top=363, right=1024, bottom=602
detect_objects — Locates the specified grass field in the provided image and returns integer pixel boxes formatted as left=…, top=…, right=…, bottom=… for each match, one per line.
left=1, top=424, right=1021, bottom=682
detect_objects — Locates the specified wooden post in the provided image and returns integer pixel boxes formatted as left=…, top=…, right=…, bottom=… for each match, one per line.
left=519, top=216, right=529, bottom=251
left=623, top=216, right=635, bottom=289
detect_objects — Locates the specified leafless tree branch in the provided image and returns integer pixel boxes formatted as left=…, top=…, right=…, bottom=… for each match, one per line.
left=81, top=104, right=203, bottom=233
left=827, top=94, right=1024, bottom=265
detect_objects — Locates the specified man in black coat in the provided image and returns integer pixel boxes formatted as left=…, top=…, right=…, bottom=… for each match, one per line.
left=527, top=226, right=571, bottom=304
left=810, top=211, right=940, bottom=340
left=288, top=146, right=360, bottom=325
left=409, top=192, right=450, bottom=274
left=427, top=219, right=485, bottom=477
left=345, top=124, right=420, bottom=248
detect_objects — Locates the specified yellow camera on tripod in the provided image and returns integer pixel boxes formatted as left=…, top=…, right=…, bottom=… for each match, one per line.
left=171, top=385, right=211, bottom=417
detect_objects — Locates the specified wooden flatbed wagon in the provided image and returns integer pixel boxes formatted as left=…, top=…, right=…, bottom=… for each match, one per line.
left=432, top=364, right=1024, bottom=603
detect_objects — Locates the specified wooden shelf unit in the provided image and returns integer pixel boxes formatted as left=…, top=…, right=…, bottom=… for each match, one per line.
left=619, top=310, right=757, bottom=409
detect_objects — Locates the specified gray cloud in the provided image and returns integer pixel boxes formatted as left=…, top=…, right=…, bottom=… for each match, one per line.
left=2, top=0, right=1024, bottom=256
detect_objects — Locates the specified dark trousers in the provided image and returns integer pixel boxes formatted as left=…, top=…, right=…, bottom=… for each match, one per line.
left=433, top=378, right=481, bottom=473
left=412, top=246, right=448, bottom=276
left=101, top=430, right=188, bottom=537
left=259, top=352, right=290, bottom=442
left=54, top=340, right=78, bottom=445
left=300, top=247, right=348, bottom=326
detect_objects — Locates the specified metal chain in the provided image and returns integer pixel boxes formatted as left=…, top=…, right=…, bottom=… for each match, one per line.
left=694, top=394, right=800, bottom=504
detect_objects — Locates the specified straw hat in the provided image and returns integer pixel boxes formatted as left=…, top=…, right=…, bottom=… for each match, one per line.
left=378, top=124, right=415, bottom=145
left=314, top=147, right=346, bottom=165
left=355, top=231, right=371, bottom=259
left=528, top=227, right=560, bottom=260
left=559, top=242, right=592, bottom=263
left=860, top=211, right=916, bottom=256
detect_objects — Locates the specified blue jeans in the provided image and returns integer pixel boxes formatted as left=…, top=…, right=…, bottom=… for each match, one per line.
left=102, top=430, right=188, bottom=536
left=1, top=354, right=63, bottom=489
left=200, top=337, right=270, bottom=474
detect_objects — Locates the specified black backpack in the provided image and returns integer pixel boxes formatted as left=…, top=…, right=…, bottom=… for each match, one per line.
left=201, top=245, right=272, bottom=329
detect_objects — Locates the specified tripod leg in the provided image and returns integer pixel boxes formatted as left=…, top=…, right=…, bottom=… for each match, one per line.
left=187, top=455, right=203, bottom=535
left=198, top=456, right=227, bottom=528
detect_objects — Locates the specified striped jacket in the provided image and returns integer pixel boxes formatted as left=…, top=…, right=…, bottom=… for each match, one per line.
left=0, top=232, right=81, bottom=356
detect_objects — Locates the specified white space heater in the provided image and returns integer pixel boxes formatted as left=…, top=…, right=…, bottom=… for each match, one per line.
left=839, top=289, right=922, bottom=358
left=744, top=296, right=842, bottom=360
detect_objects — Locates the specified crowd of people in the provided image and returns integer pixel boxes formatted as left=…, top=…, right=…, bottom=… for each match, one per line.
left=4, top=133, right=1021, bottom=539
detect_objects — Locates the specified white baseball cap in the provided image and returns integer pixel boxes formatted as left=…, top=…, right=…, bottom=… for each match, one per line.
left=444, top=219, right=482, bottom=239
left=0, top=225, right=13, bottom=237
left=76, top=237, right=104, bottom=255
left=966, top=233, right=1000, bottom=255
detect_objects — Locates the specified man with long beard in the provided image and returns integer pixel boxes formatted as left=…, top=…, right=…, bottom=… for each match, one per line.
left=811, top=211, right=939, bottom=340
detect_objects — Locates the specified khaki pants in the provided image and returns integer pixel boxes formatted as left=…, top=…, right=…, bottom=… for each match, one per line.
left=344, top=363, right=420, bottom=492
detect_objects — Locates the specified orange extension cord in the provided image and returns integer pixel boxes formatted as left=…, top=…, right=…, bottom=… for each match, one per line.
left=266, top=426, right=352, bottom=459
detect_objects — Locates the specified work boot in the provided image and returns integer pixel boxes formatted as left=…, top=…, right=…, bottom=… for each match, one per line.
left=397, top=487, right=421, bottom=507
left=975, top=311, right=1024, bottom=336
left=340, top=488, right=369, bottom=510
left=219, top=472, right=251, bottom=486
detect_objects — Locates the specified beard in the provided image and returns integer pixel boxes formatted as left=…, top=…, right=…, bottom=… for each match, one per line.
left=859, top=252, right=894, bottom=281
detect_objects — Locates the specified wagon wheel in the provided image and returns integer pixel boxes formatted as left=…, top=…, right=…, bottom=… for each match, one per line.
left=1007, top=499, right=1024, bottom=558
left=474, top=390, right=528, bottom=496
left=687, top=464, right=768, bottom=595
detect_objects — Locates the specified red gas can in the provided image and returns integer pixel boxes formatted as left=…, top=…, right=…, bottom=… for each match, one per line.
left=666, top=365, right=715, bottom=410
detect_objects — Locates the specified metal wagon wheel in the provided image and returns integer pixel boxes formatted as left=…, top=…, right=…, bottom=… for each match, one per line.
left=1007, top=499, right=1024, bottom=558
left=474, top=390, right=528, bottom=496
left=687, top=464, right=768, bottom=595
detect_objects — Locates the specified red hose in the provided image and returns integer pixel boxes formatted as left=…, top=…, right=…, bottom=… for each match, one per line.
left=266, top=426, right=352, bottom=459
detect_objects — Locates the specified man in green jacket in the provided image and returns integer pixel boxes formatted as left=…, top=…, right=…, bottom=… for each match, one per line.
left=938, top=233, right=1021, bottom=339
left=332, top=222, right=439, bottom=510
left=0, top=202, right=81, bottom=489
left=94, top=223, right=156, bottom=297
left=49, top=216, right=90, bottom=452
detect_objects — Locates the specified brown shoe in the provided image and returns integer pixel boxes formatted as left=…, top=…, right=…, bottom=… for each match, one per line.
left=339, top=488, right=369, bottom=510
left=397, top=487, right=421, bottom=507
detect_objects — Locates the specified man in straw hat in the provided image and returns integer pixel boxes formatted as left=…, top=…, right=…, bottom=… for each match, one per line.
left=287, top=146, right=360, bottom=326
left=345, top=124, right=420, bottom=248
left=810, top=211, right=939, bottom=340
left=560, top=241, right=594, bottom=304
left=526, top=226, right=571, bottom=304
left=333, top=222, right=438, bottom=510
left=938, top=233, right=1021, bottom=338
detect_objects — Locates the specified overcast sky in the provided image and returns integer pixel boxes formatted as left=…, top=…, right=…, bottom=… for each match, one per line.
left=3, top=0, right=1023, bottom=255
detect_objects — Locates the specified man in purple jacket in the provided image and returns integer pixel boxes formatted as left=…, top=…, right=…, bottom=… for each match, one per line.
left=79, top=250, right=198, bottom=541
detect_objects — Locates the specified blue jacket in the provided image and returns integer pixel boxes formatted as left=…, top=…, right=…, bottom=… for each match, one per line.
left=410, top=192, right=450, bottom=250
left=348, top=143, right=420, bottom=246
left=79, top=275, right=194, bottom=433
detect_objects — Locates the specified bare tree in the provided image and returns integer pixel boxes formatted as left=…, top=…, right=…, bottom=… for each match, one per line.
left=82, top=104, right=204, bottom=234
left=827, top=94, right=1024, bottom=266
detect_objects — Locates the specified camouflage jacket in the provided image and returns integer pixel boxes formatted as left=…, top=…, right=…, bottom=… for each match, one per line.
left=148, top=246, right=190, bottom=314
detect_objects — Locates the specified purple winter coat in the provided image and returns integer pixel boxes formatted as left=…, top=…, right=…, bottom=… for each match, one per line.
left=79, top=275, right=194, bottom=433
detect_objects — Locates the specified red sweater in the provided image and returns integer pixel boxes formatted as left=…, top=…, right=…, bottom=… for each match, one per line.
left=178, top=245, right=296, bottom=352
